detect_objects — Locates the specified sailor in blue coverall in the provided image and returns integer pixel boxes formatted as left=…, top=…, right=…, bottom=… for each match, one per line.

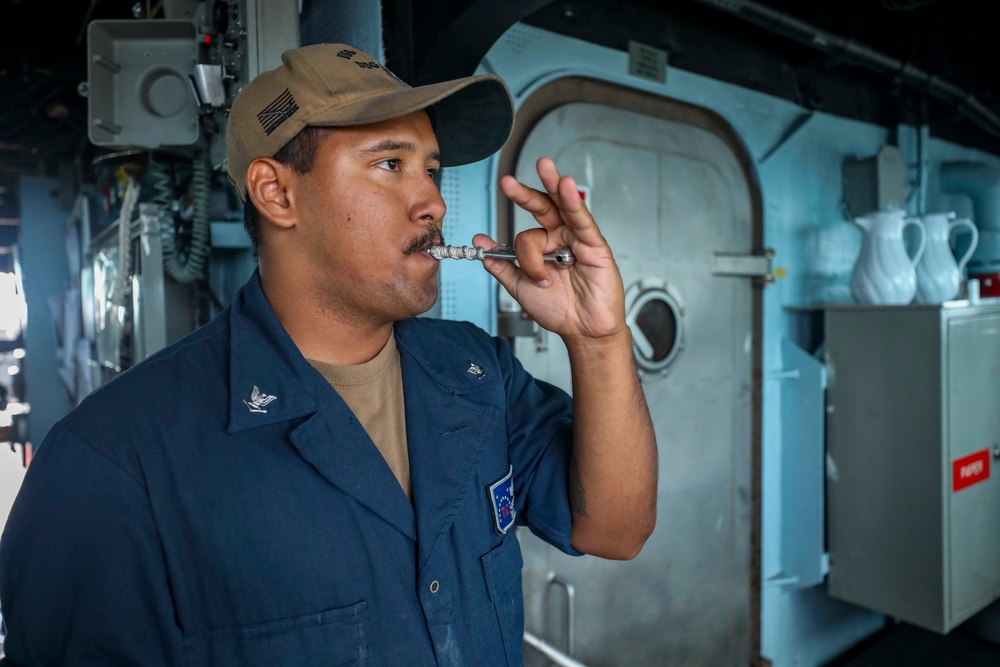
left=0, top=43, right=658, bottom=666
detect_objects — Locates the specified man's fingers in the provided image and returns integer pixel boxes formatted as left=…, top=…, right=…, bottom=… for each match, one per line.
left=556, top=173, right=605, bottom=247
left=471, top=233, right=522, bottom=295
left=536, top=157, right=564, bottom=202
left=499, top=175, right=565, bottom=232
left=500, top=158, right=608, bottom=251
left=513, top=228, right=552, bottom=286
left=535, top=158, right=605, bottom=248
left=471, top=231, right=551, bottom=288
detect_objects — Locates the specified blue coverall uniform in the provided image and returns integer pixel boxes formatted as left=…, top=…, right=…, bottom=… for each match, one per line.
left=0, top=270, right=580, bottom=666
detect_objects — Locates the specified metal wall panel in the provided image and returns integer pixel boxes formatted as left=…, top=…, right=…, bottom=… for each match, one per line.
left=17, top=176, right=73, bottom=446
left=825, top=306, right=946, bottom=630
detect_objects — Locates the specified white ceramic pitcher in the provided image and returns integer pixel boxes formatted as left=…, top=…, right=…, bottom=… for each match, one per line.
left=914, top=212, right=979, bottom=303
left=850, top=209, right=926, bottom=305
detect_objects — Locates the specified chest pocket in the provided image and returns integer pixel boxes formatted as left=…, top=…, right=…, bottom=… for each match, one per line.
left=482, top=540, right=525, bottom=666
left=183, top=600, right=369, bottom=667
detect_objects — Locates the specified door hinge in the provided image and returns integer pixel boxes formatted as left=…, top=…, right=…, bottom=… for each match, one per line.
left=712, top=248, right=775, bottom=286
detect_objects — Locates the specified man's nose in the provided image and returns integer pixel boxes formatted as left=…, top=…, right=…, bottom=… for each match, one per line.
left=410, top=174, right=447, bottom=224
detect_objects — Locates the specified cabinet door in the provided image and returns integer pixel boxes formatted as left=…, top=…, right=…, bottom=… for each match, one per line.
left=947, top=314, right=1000, bottom=626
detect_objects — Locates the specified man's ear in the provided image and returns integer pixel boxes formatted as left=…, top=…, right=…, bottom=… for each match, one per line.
left=246, top=158, right=295, bottom=229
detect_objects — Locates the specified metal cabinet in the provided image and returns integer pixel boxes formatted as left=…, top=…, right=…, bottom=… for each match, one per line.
left=825, top=301, right=1000, bottom=634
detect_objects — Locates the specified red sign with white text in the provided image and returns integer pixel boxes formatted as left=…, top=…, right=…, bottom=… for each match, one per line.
left=953, top=449, right=990, bottom=492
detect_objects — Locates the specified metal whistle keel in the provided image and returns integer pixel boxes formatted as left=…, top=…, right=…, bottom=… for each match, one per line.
left=429, top=244, right=576, bottom=268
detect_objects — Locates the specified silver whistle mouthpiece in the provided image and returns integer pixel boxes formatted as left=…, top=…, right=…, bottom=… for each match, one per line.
left=429, top=244, right=576, bottom=268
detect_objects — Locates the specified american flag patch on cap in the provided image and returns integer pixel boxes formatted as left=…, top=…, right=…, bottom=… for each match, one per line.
left=257, top=89, right=299, bottom=135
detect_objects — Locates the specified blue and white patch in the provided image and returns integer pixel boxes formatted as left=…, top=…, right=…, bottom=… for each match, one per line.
left=488, top=465, right=516, bottom=535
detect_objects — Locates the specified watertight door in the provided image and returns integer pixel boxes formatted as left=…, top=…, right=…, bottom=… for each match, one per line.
left=503, top=91, right=756, bottom=666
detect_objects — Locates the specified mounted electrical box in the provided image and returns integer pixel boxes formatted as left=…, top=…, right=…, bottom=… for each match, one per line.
left=843, top=144, right=907, bottom=218
left=86, top=0, right=299, bottom=168
left=88, top=20, right=201, bottom=148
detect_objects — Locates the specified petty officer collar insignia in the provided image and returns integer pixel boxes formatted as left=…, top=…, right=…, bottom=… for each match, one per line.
left=244, top=385, right=277, bottom=413
left=466, top=361, right=486, bottom=379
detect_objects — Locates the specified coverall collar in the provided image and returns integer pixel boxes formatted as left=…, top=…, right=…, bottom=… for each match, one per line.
left=224, top=269, right=502, bottom=551
left=226, top=269, right=499, bottom=432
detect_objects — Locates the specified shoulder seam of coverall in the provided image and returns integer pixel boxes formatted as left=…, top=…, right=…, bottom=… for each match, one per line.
left=54, top=420, right=147, bottom=490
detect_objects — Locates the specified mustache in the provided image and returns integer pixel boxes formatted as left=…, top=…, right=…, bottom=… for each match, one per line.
left=404, top=228, right=444, bottom=254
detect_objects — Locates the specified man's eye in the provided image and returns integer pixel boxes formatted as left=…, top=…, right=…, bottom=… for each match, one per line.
left=376, top=159, right=399, bottom=171
left=426, top=168, right=439, bottom=178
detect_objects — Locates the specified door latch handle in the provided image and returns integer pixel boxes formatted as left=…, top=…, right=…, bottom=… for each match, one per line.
left=544, top=572, right=576, bottom=657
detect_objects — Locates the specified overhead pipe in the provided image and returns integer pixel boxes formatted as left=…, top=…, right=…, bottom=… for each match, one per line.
left=690, top=0, right=1000, bottom=141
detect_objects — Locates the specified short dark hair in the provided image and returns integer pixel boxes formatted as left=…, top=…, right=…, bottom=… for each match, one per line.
left=242, top=126, right=334, bottom=255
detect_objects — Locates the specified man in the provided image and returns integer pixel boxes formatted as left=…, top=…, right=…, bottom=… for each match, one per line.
left=0, top=43, right=656, bottom=665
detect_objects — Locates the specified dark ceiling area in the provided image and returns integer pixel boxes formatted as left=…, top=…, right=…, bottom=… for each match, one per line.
left=1, top=0, right=998, bottom=186
left=0, top=0, right=141, bottom=176
left=511, top=0, right=1000, bottom=156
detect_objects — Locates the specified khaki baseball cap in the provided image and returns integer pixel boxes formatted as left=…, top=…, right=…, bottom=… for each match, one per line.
left=226, top=43, right=514, bottom=201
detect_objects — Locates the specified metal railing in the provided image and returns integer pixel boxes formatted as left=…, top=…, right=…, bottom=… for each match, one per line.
left=523, top=631, right=592, bottom=667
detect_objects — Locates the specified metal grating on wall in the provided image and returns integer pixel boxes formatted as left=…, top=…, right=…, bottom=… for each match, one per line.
left=438, top=169, right=462, bottom=321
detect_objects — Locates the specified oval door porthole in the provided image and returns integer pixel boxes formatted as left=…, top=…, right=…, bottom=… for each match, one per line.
left=625, top=278, right=684, bottom=375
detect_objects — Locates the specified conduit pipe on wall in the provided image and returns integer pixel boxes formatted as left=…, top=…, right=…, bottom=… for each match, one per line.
left=940, top=161, right=1000, bottom=272
left=690, top=0, right=1000, bottom=141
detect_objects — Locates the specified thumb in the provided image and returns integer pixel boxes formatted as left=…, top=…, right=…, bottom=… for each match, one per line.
left=472, top=233, right=525, bottom=298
